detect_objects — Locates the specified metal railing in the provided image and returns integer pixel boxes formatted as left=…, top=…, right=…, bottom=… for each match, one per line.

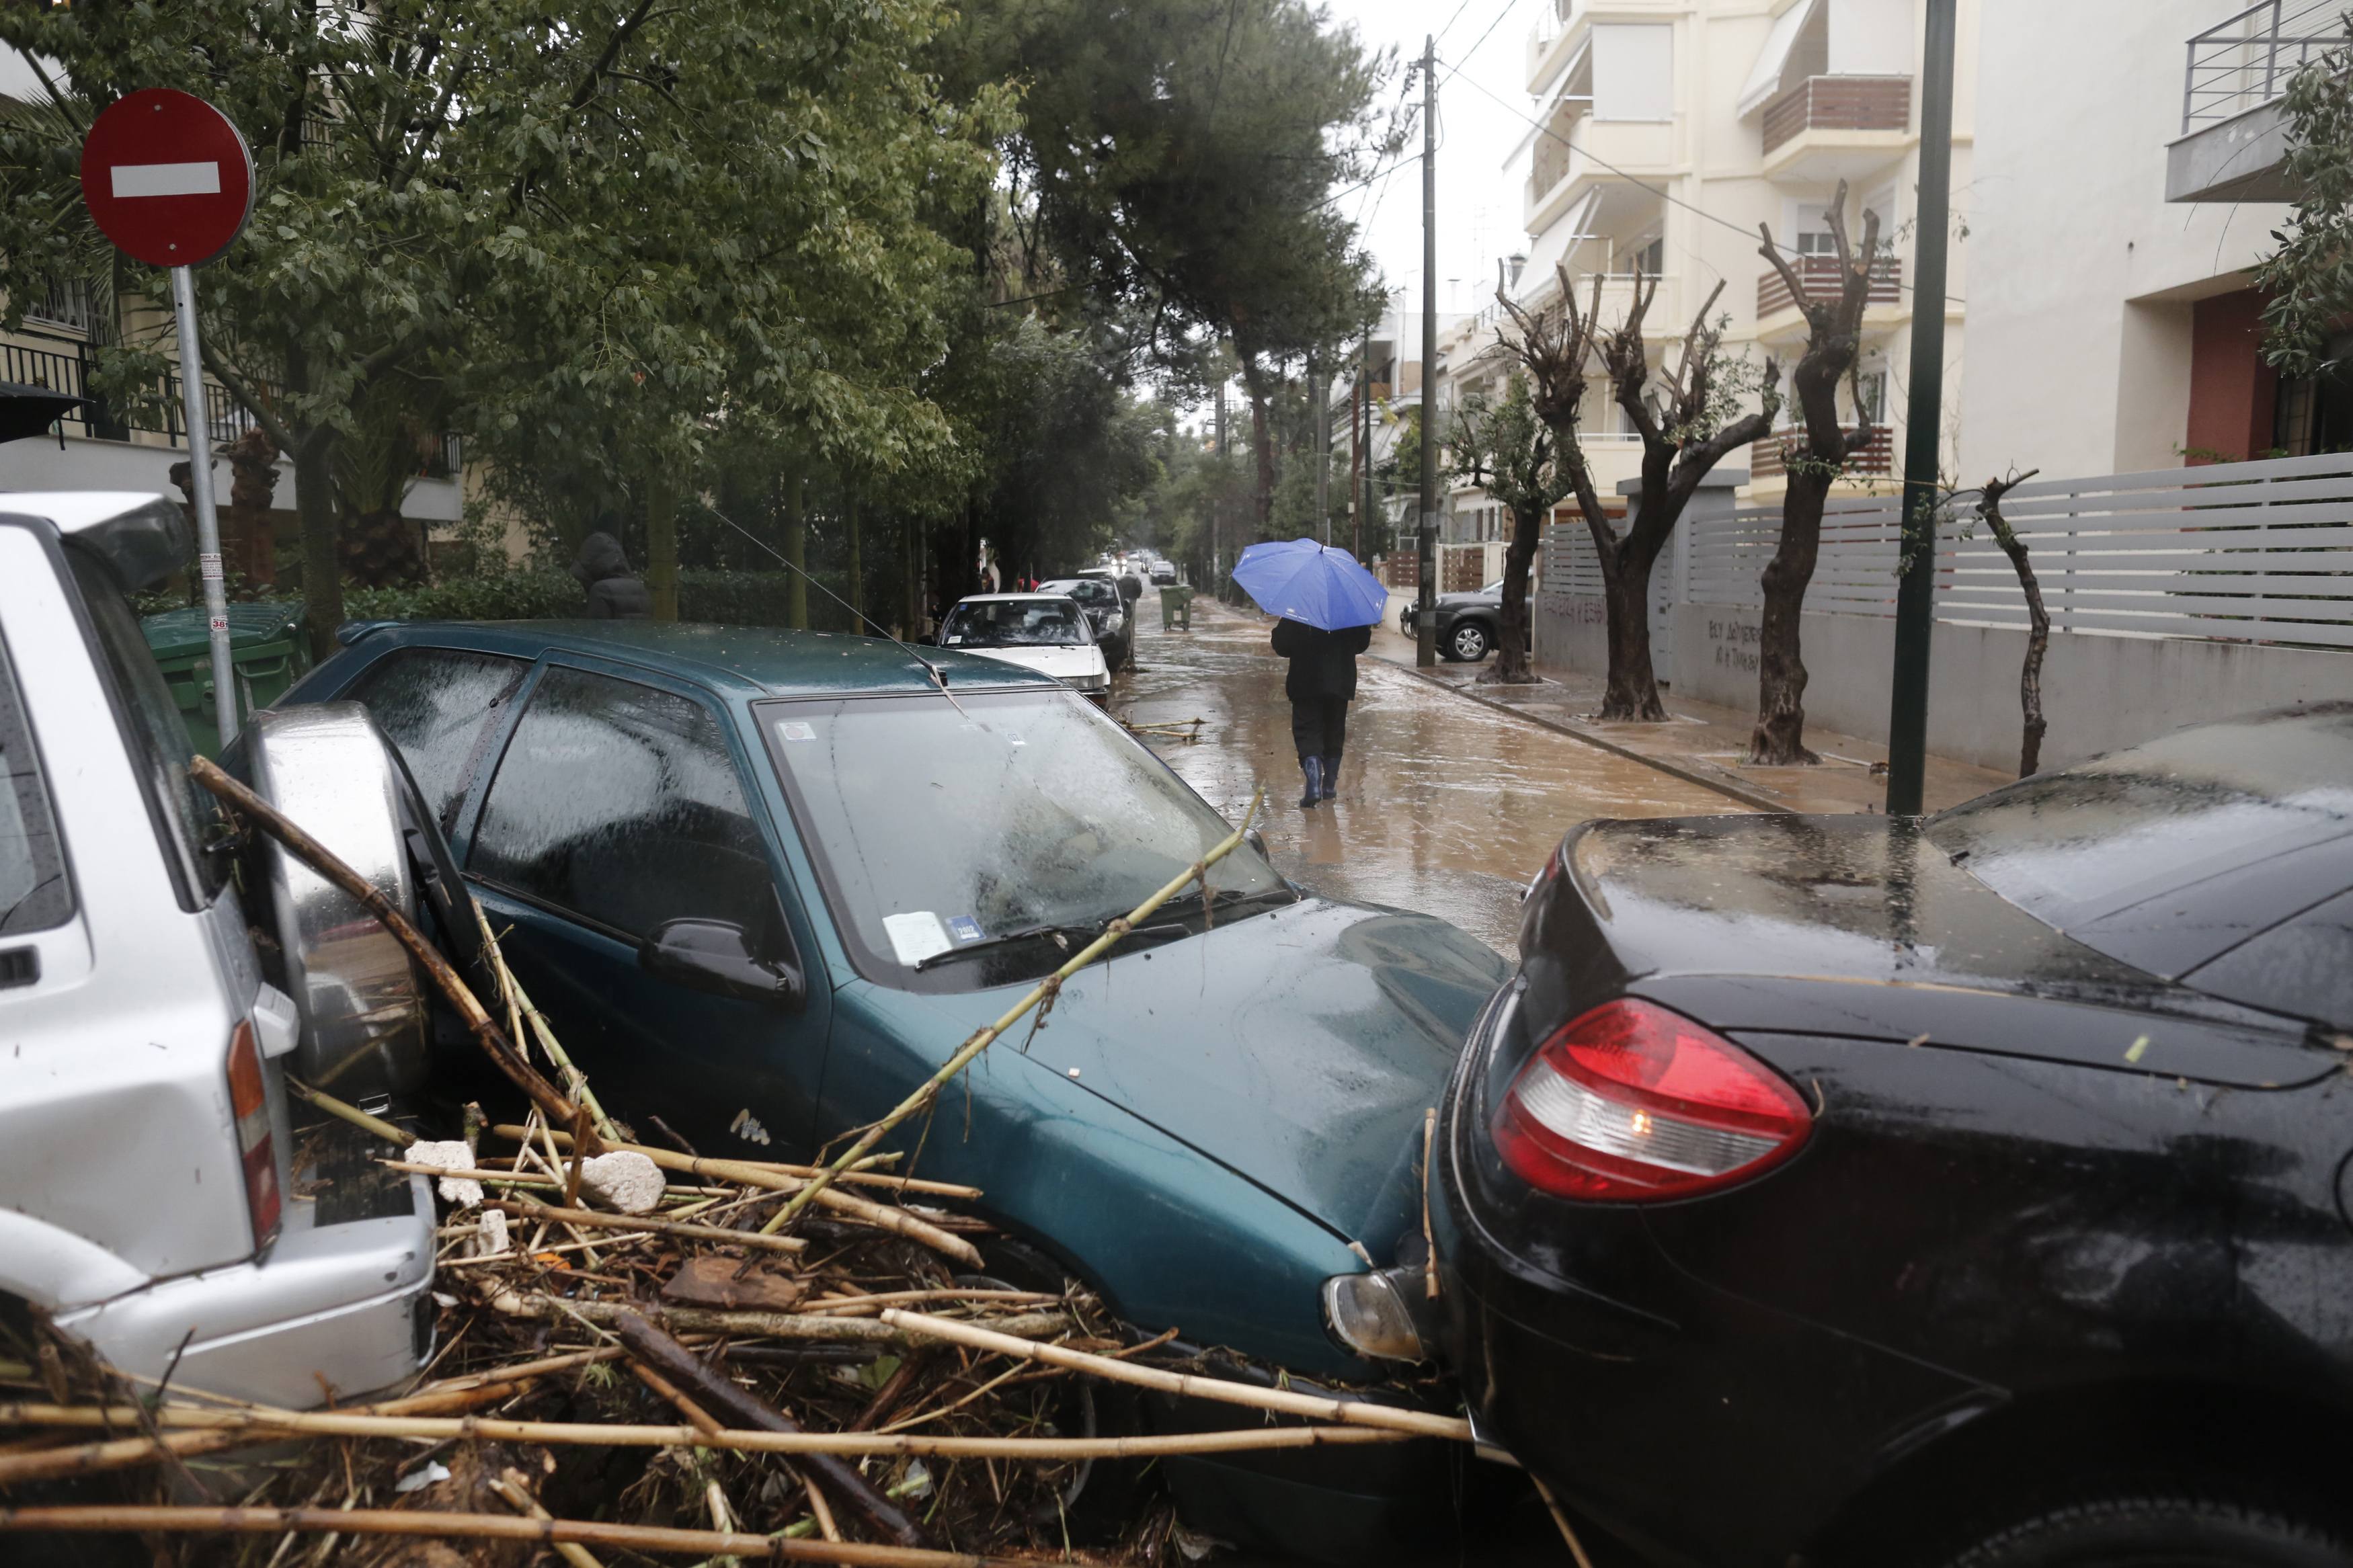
left=2182, top=0, right=2350, bottom=131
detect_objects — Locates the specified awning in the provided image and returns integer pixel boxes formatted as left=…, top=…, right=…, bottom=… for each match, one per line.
left=1508, top=34, right=1594, bottom=163
left=1737, top=0, right=1818, bottom=118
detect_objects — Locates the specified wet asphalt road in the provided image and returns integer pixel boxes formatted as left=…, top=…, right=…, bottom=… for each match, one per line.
left=1117, top=597, right=1748, bottom=962
left=1109, top=594, right=1670, bottom=1567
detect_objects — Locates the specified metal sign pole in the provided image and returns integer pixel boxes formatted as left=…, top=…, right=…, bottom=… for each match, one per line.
left=1415, top=34, right=1439, bottom=668
left=171, top=264, right=238, bottom=748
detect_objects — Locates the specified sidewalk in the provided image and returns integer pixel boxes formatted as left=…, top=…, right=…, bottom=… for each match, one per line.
left=1363, top=619, right=2009, bottom=815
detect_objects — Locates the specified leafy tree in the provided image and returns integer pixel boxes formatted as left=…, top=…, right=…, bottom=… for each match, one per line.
left=1449, top=374, right=1570, bottom=684
left=1, top=0, right=987, bottom=655
left=2258, top=24, right=2353, bottom=378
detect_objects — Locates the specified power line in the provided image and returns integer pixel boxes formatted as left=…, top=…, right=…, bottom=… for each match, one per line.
left=1440, top=0, right=1526, bottom=83
left=1432, top=0, right=1479, bottom=47
left=1440, top=60, right=1966, bottom=308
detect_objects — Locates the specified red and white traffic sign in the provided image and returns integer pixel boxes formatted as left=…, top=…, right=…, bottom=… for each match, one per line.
left=79, top=89, right=254, bottom=269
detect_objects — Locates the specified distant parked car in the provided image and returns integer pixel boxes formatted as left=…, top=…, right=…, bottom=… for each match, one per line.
left=1038, top=576, right=1130, bottom=669
left=1149, top=560, right=1179, bottom=585
left=938, top=592, right=1111, bottom=702
left=1429, top=704, right=2353, bottom=1568
left=1398, top=578, right=1522, bottom=663
left=295, top=619, right=1511, bottom=1561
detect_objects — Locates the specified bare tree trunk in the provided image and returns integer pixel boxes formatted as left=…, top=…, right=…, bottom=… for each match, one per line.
left=293, top=431, right=342, bottom=661
left=1485, top=502, right=1544, bottom=684
left=1244, top=362, right=1275, bottom=537
left=644, top=474, right=679, bottom=622
left=1751, top=445, right=1827, bottom=764
left=1601, top=552, right=1666, bottom=720
left=845, top=487, right=863, bottom=627
left=1979, top=469, right=2048, bottom=776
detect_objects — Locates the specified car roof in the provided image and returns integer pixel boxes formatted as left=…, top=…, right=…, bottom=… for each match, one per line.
left=347, top=620, right=1062, bottom=700
left=953, top=593, right=1080, bottom=604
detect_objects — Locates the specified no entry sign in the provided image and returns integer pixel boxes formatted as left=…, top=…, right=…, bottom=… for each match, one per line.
left=79, top=89, right=254, bottom=268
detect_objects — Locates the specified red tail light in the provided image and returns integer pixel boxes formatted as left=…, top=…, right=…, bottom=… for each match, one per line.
left=227, top=1021, right=282, bottom=1248
left=1492, top=998, right=1811, bottom=1201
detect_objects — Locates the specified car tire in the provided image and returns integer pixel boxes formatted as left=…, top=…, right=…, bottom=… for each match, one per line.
left=1938, top=1492, right=2353, bottom=1568
left=1449, top=621, right=1491, bottom=662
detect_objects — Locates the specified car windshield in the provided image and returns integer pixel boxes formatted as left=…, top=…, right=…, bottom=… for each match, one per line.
left=941, top=600, right=1088, bottom=647
left=1927, top=708, right=2353, bottom=932
left=1042, top=580, right=1115, bottom=609
left=763, top=690, right=1285, bottom=989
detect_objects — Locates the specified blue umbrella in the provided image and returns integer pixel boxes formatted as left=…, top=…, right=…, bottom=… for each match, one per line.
left=1231, top=538, right=1390, bottom=632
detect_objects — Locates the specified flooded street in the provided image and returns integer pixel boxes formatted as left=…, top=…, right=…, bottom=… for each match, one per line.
left=1117, top=599, right=1751, bottom=958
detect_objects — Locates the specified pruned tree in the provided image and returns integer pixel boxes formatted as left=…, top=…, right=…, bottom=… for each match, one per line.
left=1747, top=182, right=1883, bottom=764
left=1497, top=263, right=1780, bottom=719
left=1449, top=372, right=1572, bottom=683
left=1974, top=467, right=2049, bottom=776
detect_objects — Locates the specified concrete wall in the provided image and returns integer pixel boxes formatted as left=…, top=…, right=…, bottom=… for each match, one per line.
left=1671, top=601, right=2353, bottom=772
left=0, top=433, right=463, bottom=522
left=1533, top=591, right=1609, bottom=677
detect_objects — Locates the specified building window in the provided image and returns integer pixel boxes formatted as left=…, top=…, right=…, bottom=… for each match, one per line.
left=1855, top=370, right=1888, bottom=425
left=26, top=278, right=97, bottom=335
left=1623, top=233, right=1665, bottom=276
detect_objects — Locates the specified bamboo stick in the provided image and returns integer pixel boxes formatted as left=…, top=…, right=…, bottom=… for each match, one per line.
left=489, top=1197, right=806, bottom=1253
left=190, top=757, right=592, bottom=1147
left=474, top=899, right=620, bottom=1144
left=487, top=1294, right=1068, bottom=1349
left=503, top=1128, right=980, bottom=1200
left=764, top=786, right=1265, bottom=1233
left=0, top=1403, right=1404, bottom=1461
left=489, top=1473, right=604, bottom=1568
left=875, top=1309, right=1474, bottom=1442
left=489, top=1130, right=978, bottom=1266
left=284, top=1079, right=409, bottom=1149
left=0, top=1505, right=1033, bottom=1566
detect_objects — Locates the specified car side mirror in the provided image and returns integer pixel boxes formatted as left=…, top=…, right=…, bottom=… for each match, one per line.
left=1244, top=828, right=1271, bottom=860
left=639, top=918, right=805, bottom=1010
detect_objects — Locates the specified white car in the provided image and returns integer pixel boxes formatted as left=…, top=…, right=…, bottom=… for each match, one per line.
left=937, top=592, right=1111, bottom=702
left=0, top=490, right=439, bottom=1410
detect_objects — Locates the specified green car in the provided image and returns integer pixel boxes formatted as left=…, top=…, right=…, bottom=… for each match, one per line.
left=290, top=620, right=1510, bottom=1558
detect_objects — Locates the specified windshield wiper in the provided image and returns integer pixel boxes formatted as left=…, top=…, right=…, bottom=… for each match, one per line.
left=1158, top=884, right=1301, bottom=923
left=914, top=919, right=1186, bottom=971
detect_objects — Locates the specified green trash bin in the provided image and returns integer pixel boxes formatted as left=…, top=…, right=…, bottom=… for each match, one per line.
left=1158, top=583, right=1193, bottom=632
left=142, top=600, right=312, bottom=759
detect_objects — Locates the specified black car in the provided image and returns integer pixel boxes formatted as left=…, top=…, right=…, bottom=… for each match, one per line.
left=1424, top=705, right=2353, bottom=1568
left=1039, top=575, right=1130, bottom=669
left=1400, top=578, right=1521, bottom=663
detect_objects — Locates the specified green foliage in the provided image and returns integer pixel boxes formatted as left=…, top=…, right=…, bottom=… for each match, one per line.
left=1449, top=375, right=1572, bottom=523
left=2257, top=23, right=2353, bottom=377
left=340, top=569, right=803, bottom=626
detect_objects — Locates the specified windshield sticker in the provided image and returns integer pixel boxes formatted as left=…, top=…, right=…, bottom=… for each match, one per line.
left=945, top=915, right=984, bottom=946
left=777, top=720, right=816, bottom=742
left=883, top=911, right=953, bottom=967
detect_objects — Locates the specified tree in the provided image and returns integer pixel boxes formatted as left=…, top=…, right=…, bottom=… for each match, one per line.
left=1497, top=265, right=1778, bottom=718
left=1, top=0, right=985, bottom=654
left=1449, top=374, right=1570, bottom=684
left=2256, top=26, right=2353, bottom=377
left=1748, top=186, right=1883, bottom=765
left=1972, top=468, right=2050, bottom=776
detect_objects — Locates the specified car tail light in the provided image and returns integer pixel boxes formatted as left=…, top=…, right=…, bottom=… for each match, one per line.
left=1492, top=998, right=1811, bottom=1201
left=227, top=1021, right=283, bottom=1249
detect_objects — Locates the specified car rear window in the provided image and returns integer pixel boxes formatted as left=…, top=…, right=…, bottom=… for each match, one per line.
left=346, top=647, right=529, bottom=829
left=0, top=630, right=71, bottom=936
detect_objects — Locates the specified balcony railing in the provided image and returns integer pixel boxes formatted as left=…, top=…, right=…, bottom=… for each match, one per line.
left=1760, top=75, right=1912, bottom=155
left=1751, top=426, right=1894, bottom=481
left=1757, top=254, right=1901, bottom=319
left=2183, top=0, right=2350, bottom=131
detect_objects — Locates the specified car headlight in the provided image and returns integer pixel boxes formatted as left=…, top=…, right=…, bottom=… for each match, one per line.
left=1320, top=1266, right=1429, bottom=1361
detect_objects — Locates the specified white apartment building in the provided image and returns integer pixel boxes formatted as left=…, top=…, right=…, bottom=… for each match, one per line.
left=1956, top=0, right=2331, bottom=482
left=1428, top=0, right=1978, bottom=535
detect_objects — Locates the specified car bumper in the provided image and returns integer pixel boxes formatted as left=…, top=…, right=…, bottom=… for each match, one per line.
left=1429, top=991, right=1980, bottom=1568
left=58, top=1169, right=436, bottom=1409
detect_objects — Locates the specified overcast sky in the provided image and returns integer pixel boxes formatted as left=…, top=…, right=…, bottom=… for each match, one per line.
left=1320, top=0, right=1539, bottom=317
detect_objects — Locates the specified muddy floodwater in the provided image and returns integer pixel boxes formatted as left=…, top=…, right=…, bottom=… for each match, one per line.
left=1118, top=602, right=1751, bottom=959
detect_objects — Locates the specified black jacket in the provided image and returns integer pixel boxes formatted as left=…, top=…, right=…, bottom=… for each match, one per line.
left=571, top=532, right=653, bottom=620
left=1271, top=618, right=1370, bottom=702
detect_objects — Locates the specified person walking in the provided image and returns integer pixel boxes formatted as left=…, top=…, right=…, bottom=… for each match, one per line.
left=1272, top=616, right=1369, bottom=809
left=571, top=531, right=653, bottom=619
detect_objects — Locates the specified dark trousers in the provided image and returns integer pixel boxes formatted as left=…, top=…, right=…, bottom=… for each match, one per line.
left=1290, top=697, right=1349, bottom=762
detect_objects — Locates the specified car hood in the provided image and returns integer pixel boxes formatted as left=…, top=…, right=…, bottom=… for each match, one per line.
left=1528, top=815, right=2331, bottom=1087
left=1435, top=591, right=1495, bottom=608
left=919, top=897, right=1509, bottom=1253
left=956, top=644, right=1105, bottom=683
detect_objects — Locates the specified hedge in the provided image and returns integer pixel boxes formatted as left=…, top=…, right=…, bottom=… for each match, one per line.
left=340, top=569, right=804, bottom=626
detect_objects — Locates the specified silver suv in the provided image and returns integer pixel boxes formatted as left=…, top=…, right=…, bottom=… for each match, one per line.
left=0, top=492, right=438, bottom=1409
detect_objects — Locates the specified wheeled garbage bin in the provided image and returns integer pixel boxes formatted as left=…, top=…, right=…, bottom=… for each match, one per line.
left=142, top=600, right=311, bottom=758
left=1158, top=583, right=1193, bottom=632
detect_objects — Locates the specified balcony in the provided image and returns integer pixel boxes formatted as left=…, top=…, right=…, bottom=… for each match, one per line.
left=1758, top=75, right=1912, bottom=183
left=1750, top=426, right=1894, bottom=482
left=2169, top=0, right=2347, bottom=202
left=1757, top=254, right=1901, bottom=321
left=1524, top=114, right=1675, bottom=234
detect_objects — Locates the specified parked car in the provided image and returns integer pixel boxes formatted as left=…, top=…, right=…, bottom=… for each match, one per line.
left=1038, top=575, right=1130, bottom=669
left=0, top=491, right=440, bottom=1412
left=1425, top=704, right=2353, bottom=1568
left=1399, top=578, right=1522, bottom=663
left=1149, top=560, right=1179, bottom=585
left=936, top=591, right=1111, bottom=702
left=294, top=620, right=1513, bottom=1559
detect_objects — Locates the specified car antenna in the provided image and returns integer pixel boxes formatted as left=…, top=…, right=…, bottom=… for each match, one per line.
left=699, top=501, right=972, bottom=718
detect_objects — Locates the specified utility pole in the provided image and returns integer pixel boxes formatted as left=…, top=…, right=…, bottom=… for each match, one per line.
left=1213, top=377, right=1227, bottom=595
left=1416, top=34, right=1438, bottom=667
left=1349, top=353, right=1363, bottom=559
left=1884, top=0, right=1958, bottom=815
left=1312, top=355, right=1330, bottom=545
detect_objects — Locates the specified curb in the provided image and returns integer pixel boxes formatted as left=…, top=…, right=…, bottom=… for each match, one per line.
left=1371, top=655, right=1790, bottom=815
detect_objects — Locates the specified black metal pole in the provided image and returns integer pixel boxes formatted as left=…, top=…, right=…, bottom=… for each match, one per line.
left=1416, top=34, right=1438, bottom=667
left=1884, top=0, right=1956, bottom=816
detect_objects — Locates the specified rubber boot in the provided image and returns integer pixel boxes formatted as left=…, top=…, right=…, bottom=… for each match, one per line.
left=1320, top=756, right=1340, bottom=802
left=1298, top=755, right=1323, bottom=810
